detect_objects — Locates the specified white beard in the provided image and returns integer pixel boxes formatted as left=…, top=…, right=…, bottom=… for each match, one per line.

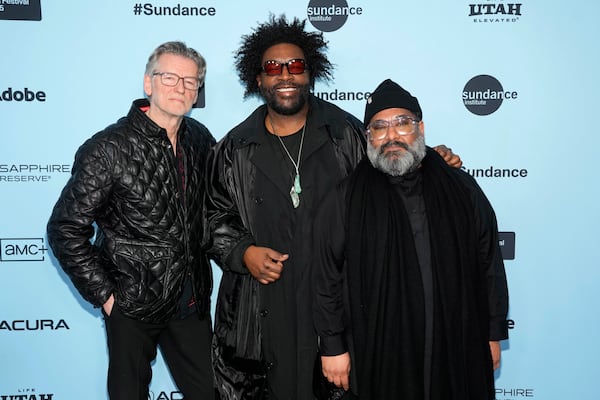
left=366, top=134, right=426, bottom=176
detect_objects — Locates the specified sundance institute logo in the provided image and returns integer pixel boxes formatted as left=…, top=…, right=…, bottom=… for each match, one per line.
left=0, top=0, right=42, bottom=21
left=462, top=75, right=518, bottom=115
left=307, top=0, right=363, bottom=32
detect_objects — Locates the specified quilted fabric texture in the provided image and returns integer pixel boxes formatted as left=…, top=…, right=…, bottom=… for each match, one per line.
left=47, top=99, right=215, bottom=323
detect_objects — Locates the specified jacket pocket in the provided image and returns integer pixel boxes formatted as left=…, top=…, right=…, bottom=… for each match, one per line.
left=112, top=240, right=173, bottom=306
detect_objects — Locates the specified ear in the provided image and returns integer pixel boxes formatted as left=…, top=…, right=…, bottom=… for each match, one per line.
left=143, top=74, right=152, bottom=97
left=418, top=120, right=425, bottom=137
left=191, top=87, right=199, bottom=104
left=256, top=74, right=262, bottom=90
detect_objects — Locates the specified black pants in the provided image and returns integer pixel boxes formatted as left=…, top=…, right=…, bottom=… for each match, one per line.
left=103, top=306, right=215, bottom=400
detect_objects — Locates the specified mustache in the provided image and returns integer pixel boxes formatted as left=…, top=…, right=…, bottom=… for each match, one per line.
left=380, top=140, right=409, bottom=153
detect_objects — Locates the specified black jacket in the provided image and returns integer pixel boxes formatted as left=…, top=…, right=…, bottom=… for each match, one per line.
left=313, top=151, right=509, bottom=399
left=47, top=99, right=215, bottom=323
left=204, top=95, right=366, bottom=399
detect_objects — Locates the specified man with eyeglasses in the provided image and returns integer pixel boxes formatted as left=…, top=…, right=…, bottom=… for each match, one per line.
left=312, top=79, right=509, bottom=399
left=204, top=15, right=462, bottom=400
left=47, top=41, right=216, bottom=399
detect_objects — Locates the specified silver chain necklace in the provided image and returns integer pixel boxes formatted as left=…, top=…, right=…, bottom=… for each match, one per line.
left=269, top=116, right=306, bottom=208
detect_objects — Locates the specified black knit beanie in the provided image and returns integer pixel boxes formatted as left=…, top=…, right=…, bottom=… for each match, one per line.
left=364, top=79, right=422, bottom=126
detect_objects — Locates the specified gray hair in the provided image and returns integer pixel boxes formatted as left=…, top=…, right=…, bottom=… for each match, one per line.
left=145, top=41, right=207, bottom=85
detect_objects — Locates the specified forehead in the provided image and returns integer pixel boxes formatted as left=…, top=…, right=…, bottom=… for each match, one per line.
left=155, top=53, right=199, bottom=75
left=262, top=43, right=305, bottom=62
left=371, top=108, right=416, bottom=121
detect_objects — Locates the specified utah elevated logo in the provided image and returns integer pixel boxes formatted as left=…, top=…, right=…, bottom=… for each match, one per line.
left=468, top=1, right=522, bottom=23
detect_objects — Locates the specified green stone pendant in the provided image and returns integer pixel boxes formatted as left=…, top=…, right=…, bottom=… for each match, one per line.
left=290, top=174, right=301, bottom=208
left=294, top=174, right=302, bottom=194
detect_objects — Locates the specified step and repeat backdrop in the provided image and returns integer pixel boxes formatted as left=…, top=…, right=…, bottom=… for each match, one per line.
left=1, top=1, right=599, bottom=399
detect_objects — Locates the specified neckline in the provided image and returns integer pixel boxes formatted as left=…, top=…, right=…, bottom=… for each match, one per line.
left=269, top=116, right=306, bottom=173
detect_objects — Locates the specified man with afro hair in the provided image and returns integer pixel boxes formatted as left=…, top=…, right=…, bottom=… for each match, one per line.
left=204, top=14, right=461, bottom=399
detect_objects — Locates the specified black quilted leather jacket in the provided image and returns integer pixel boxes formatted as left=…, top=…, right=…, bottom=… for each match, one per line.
left=47, top=99, right=215, bottom=323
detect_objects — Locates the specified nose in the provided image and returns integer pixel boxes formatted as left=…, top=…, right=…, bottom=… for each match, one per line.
left=385, top=123, right=416, bottom=140
left=277, top=61, right=301, bottom=78
left=279, top=64, right=292, bottom=78
left=174, top=78, right=186, bottom=92
left=381, top=125, right=400, bottom=140
left=377, top=129, right=412, bottom=145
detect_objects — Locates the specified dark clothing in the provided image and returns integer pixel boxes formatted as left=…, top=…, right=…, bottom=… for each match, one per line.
left=390, top=170, right=435, bottom=400
left=47, top=98, right=216, bottom=399
left=205, top=95, right=366, bottom=400
left=313, top=149, right=509, bottom=400
left=103, top=307, right=214, bottom=400
left=47, top=99, right=215, bottom=324
left=175, top=142, right=197, bottom=320
left=103, top=308, right=214, bottom=400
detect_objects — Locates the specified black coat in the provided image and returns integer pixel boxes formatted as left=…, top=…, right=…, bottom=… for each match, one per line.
left=47, top=99, right=215, bottom=323
left=205, top=95, right=365, bottom=399
left=313, top=151, right=509, bottom=399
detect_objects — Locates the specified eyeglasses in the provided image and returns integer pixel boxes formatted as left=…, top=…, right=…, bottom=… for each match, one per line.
left=262, top=59, right=307, bottom=76
left=152, top=72, right=201, bottom=90
left=366, top=115, right=420, bottom=140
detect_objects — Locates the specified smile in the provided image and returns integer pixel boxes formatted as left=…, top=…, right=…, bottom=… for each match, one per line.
left=276, top=87, right=297, bottom=93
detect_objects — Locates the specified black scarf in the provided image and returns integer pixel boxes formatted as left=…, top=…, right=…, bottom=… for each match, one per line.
left=345, top=148, right=493, bottom=400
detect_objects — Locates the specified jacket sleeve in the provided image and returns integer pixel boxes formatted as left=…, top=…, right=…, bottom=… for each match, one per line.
left=47, top=138, right=115, bottom=308
left=331, top=113, right=367, bottom=177
left=469, top=177, right=510, bottom=341
left=204, top=137, right=254, bottom=273
left=313, top=183, right=349, bottom=356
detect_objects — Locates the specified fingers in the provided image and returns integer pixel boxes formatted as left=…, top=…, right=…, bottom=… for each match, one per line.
left=244, top=246, right=289, bottom=284
left=102, top=294, right=115, bottom=316
left=324, top=371, right=350, bottom=391
left=336, top=374, right=350, bottom=391
left=321, top=353, right=351, bottom=390
left=448, top=155, right=463, bottom=168
left=442, top=151, right=462, bottom=168
left=258, top=249, right=287, bottom=284
left=260, top=258, right=283, bottom=283
left=433, top=144, right=463, bottom=168
left=489, top=341, right=501, bottom=370
left=265, top=248, right=289, bottom=262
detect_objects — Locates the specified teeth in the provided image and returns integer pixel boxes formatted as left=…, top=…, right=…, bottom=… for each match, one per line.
left=277, top=87, right=296, bottom=92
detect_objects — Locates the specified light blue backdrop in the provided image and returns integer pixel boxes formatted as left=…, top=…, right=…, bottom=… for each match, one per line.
left=1, top=1, right=599, bottom=399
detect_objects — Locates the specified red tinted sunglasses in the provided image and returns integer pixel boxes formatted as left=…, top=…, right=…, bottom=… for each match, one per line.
left=262, top=59, right=307, bottom=76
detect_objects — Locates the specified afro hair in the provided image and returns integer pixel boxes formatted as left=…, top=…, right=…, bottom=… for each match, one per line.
left=234, top=14, right=335, bottom=99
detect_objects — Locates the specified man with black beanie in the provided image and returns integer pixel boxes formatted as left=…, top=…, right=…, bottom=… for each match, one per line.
left=313, top=78, right=509, bottom=399
left=204, top=15, right=465, bottom=400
